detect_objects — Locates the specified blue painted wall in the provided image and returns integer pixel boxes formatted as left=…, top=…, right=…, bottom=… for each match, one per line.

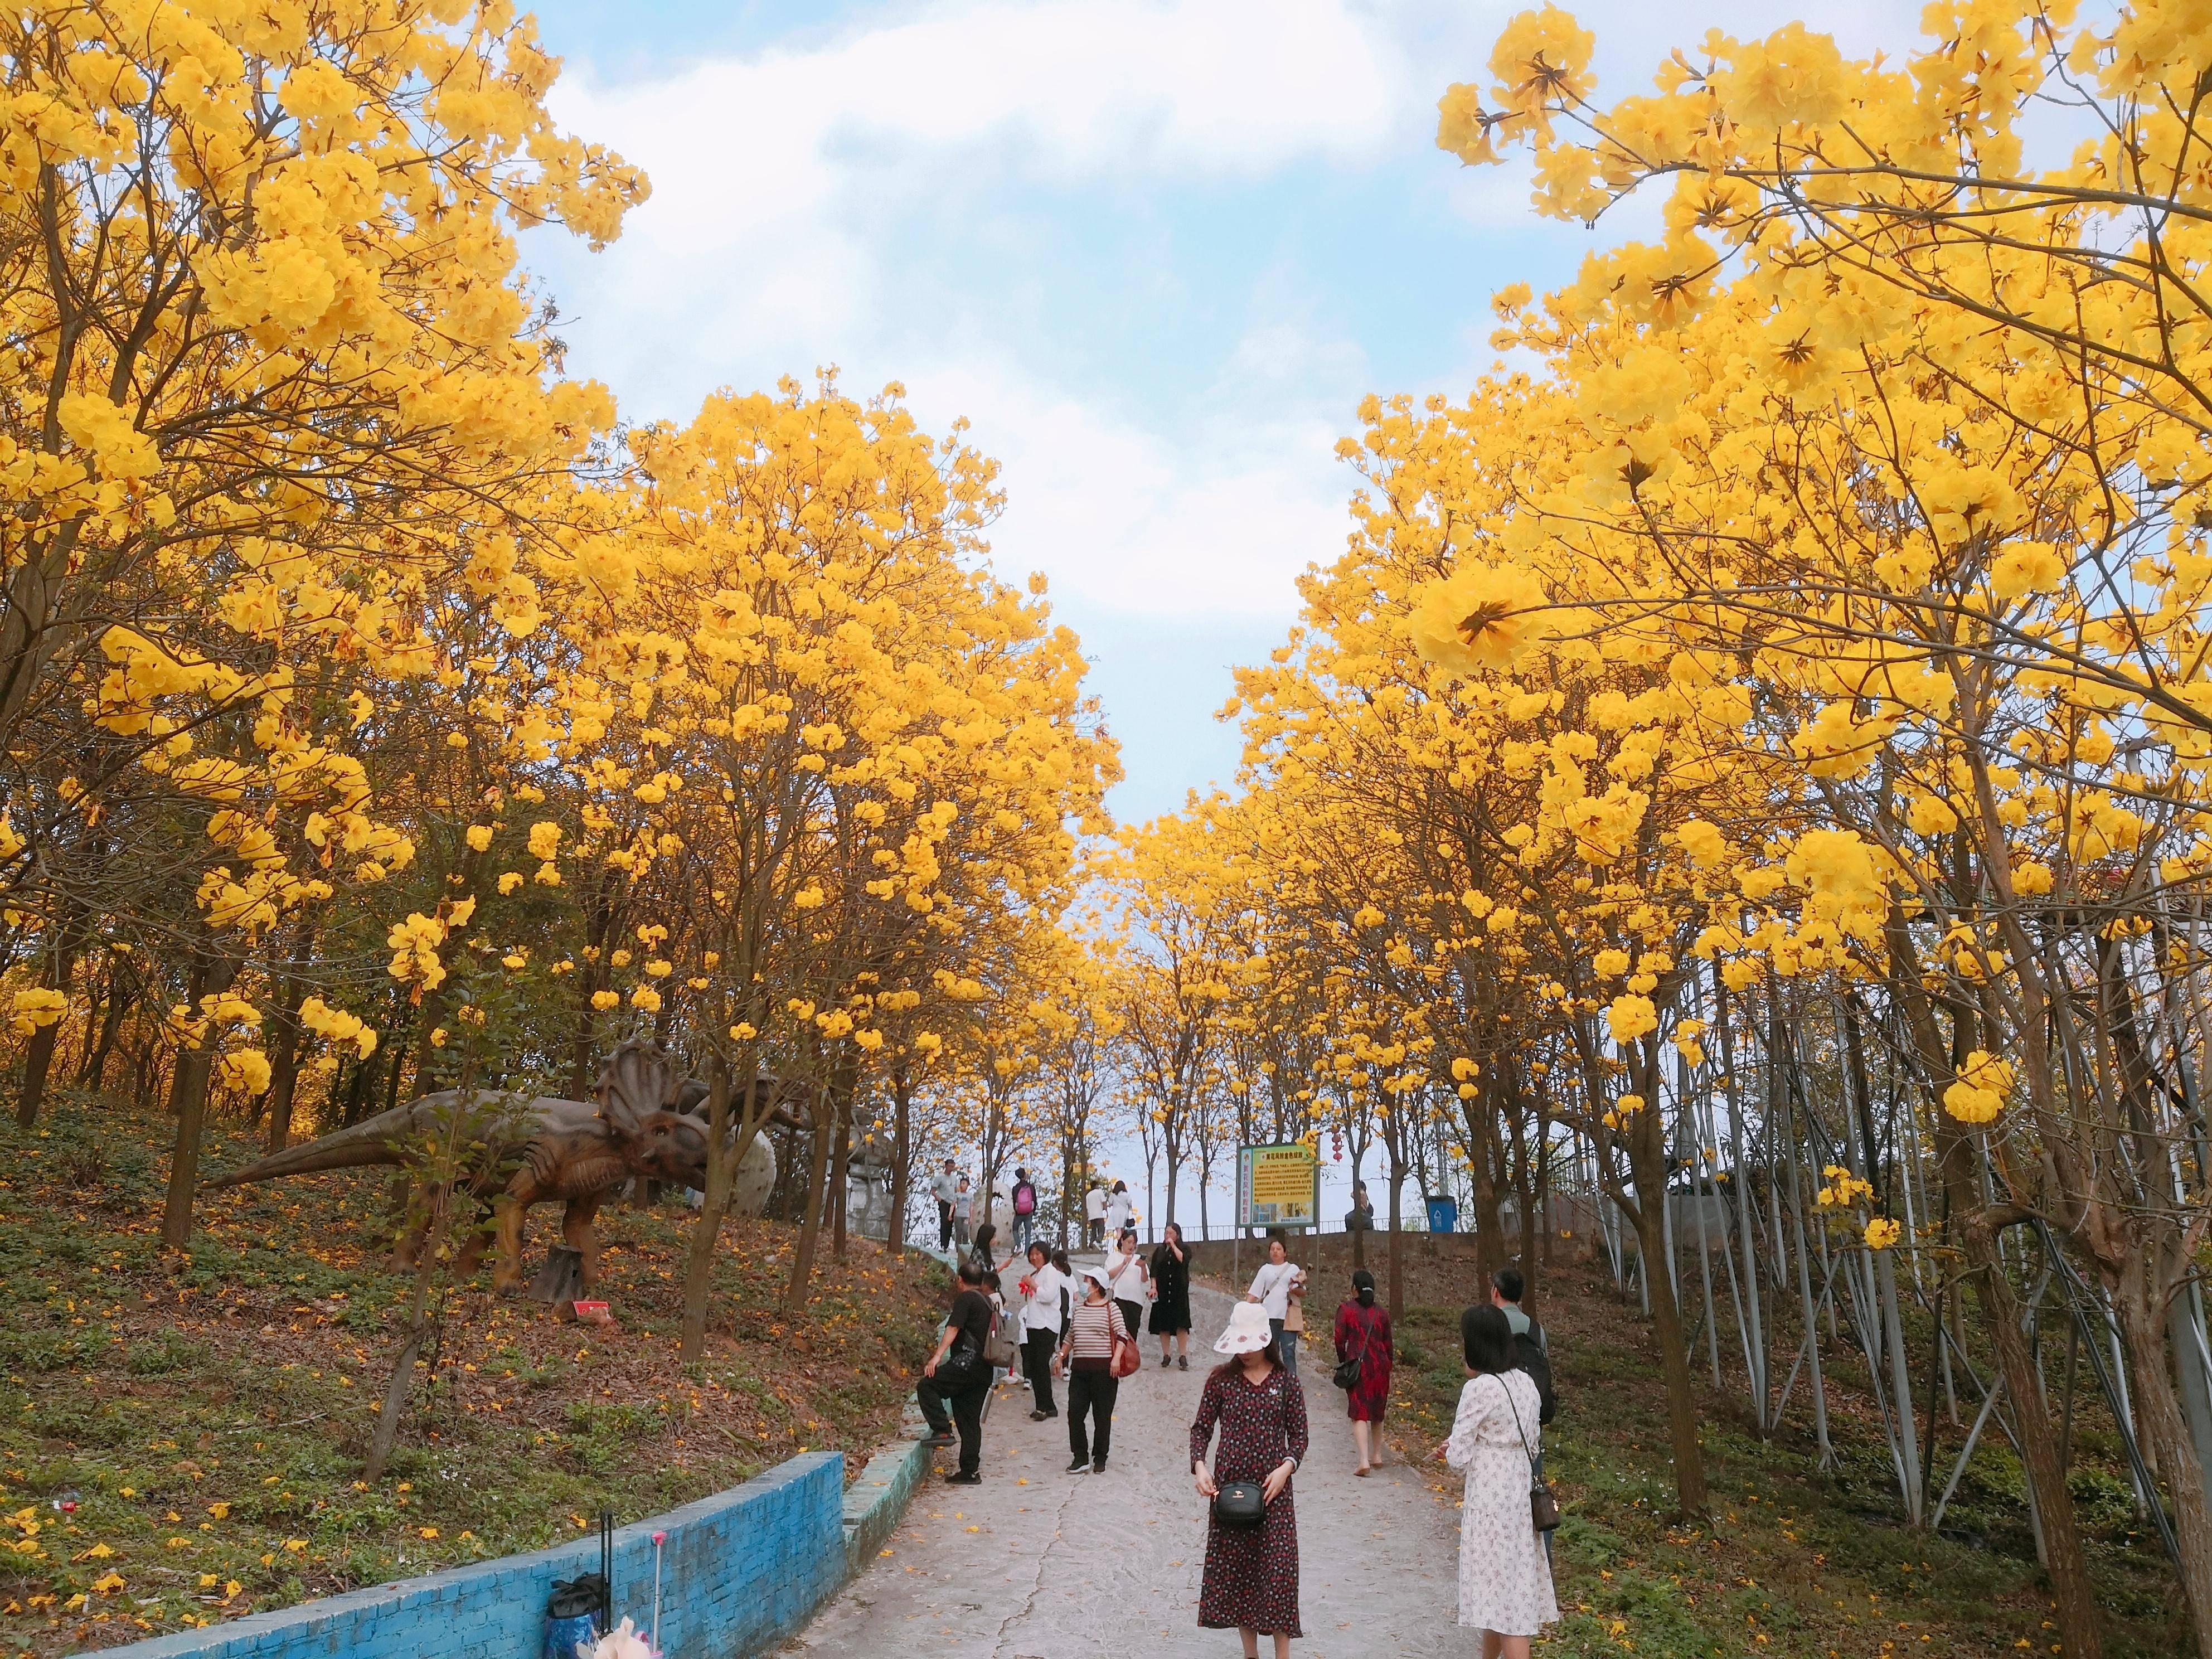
left=99, top=1451, right=846, bottom=1659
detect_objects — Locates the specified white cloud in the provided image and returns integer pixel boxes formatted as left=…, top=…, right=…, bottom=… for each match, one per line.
left=930, top=357, right=1353, bottom=619
left=560, top=0, right=1405, bottom=215
left=534, top=0, right=1413, bottom=622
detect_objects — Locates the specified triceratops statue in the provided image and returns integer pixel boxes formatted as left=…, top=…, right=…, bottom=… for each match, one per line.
left=207, top=1042, right=792, bottom=1295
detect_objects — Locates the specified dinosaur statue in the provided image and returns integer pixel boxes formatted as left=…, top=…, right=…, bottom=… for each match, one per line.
left=207, top=1042, right=793, bottom=1295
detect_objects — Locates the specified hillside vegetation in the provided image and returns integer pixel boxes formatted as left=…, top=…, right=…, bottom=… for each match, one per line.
left=0, top=1099, right=943, bottom=1656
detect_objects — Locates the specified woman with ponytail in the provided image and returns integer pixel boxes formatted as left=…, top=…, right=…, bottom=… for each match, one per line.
left=1331, top=1268, right=1394, bottom=1474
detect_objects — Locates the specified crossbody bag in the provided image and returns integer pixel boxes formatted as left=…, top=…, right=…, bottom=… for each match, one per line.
left=1500, top=1376, right=1561, bottom=1532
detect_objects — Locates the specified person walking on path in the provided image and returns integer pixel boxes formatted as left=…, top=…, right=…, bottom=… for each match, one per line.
left=1017, top=1241, right=1066, bottom=1422
left=1010, top=1167, right=1040, bottom=1251
left=1105, top=1178, right=1134, bottom=1239
left=1441, top=1305, right=1558, bottom=1655
left=968, top=1220, right=1002, bottom=1277
left=1055, top=1263, right=1131, bottom=1473
left=1085, top=1182, right=1107, bottom=1247
left=1491, top=1267, right=1556, bottom=1424
left=931, top=1159, right=959, bottom=1250
left=950, top=1173, right=974, bottom=1251
left=1332, top=1268, right=1393, bottom=1475
left=1151, top=1221, right=1194, bottom=1369
left=1491, top=1267, right=1545, bottom=1347
left=1245, top=1234, right=1307, bottom=1380
left=916, top=1259, right=996, bottom=1485
left=1190, top=1300, right=1307, bottom=1658
left=1107, top=1224, right=1149, bottom=1344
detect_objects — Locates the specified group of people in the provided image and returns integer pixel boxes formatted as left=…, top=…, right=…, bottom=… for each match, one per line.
left=926, top=1160, right=1138, bottom=1255
left=915, top=1217, right=1197, bottom=1478
left=1200, top=1263, right=1561, bottom=1659
left=912, top=1212, right=1562, bottom=1659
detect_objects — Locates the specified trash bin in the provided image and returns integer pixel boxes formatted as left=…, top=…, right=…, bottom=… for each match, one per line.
left=1424, top=1194, right=1458, bottom=1234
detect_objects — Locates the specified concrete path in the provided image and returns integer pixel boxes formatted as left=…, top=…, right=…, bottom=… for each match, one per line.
left=788, top=1282, right=1464, bottom=1658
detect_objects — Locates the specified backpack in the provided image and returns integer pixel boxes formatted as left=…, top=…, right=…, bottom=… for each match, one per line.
left=1514, top=1318, right=1557, bottom=1425
left=1013, top=1181, right=1036, bottom=1215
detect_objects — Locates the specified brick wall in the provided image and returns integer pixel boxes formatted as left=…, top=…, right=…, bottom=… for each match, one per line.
left=100, top=1451, right=848, bottom=1659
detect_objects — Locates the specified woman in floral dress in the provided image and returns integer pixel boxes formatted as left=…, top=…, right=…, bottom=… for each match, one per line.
left=1331, top=1268, right=1393, bottom=1474
left=1441, top=1304, right=1557, bottom=1657
left=1190, top=1300, right=1308, bottom=1657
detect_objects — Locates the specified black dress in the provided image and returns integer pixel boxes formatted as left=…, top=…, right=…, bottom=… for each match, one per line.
left=1150, top=1244, right=1192, bottom=1335
left=1190, top=1364, right=1308, bottom=1634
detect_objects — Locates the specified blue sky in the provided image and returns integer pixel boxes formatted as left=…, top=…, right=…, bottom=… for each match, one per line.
left=519, top=0, right=1918, bottom=828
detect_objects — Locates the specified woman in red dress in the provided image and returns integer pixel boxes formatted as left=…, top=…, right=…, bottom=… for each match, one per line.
left=1332, top=1268, right=1394, bottom=1475
left=1190, top=1300, right=1308, bottom=1657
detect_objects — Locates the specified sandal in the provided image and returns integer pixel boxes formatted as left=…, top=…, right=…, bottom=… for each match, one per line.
left=1353, top=1466, right=1370, bottom=1477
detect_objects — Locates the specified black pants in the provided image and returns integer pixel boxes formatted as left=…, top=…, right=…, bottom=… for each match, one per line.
left=936, top=1199, right=954, bottom=1250
left=1115, top=1298, right=1143, bottom=1350
left=916, top=1370, right=989, bottom=1476
left=1067, top=1365, right=1119, bottom=1466
left=1023, top=1329, right=1058, bottom=1415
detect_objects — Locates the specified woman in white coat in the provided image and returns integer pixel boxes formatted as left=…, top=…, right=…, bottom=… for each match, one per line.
left=1016, top=1241, right=1066, bottom=1421
left=1439, top=1304, right=1557, bottom=1658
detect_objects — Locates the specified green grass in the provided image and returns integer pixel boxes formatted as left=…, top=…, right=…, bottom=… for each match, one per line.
left=0, top=1095, right=943, bottom=1656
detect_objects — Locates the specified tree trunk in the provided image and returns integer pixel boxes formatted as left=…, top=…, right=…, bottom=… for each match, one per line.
left=1959, top=1206, right=2105, bottom=1657
left=888, top=1069, right=911, bottom=1259
left=783, top=1089, right=833, bottom=1314
left=1386, top=1139, right=1406, bottom=1324
left=831, top=1095, right=851, bottom=1262
left=15, top=1012, right=63, bottom=1129
left=261, top=927, right=316, bottom=1152
left=2114, top=1248, right=2212, bottom=1659
left=14, top=929, right=81, bottom=1128
left=1348, top=1144, right=1367, bottom=1273
left=1624, top=1078, right=1709, bottom=1519
left=1883, top=916, right=2104, bottom=1659
left=160, top=949, right=240, bottom=1248
left=79, top=959, right=126, bottom=1091
left=680, top=1062, right=739, bottom=1364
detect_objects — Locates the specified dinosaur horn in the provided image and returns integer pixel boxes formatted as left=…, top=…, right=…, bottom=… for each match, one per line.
left=596, top=1041, right=677, bottom=1140
left=203, top=1104, right=416, bottom=1187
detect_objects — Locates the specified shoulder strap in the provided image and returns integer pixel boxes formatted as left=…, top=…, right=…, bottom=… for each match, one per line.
left=1498, top=1375, right=1539, bottom=1473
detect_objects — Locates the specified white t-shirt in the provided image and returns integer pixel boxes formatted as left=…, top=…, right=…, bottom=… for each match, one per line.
left=1019, top=1264, right=1067, bottom=1335
left=1108, top=1245, right=1148, bottom=1302
left=1248, top=1260, right=1302, bottom=1320
left=1105, top=1192, right=1133, bottom=1233
left=1084, top=1190, right=1107, bottom=1221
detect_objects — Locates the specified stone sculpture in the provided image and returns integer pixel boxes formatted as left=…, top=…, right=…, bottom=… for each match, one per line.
left=208, top=1042, right=788, bottom=1294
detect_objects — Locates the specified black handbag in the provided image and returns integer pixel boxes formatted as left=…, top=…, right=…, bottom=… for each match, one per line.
left=1501, top=1380, right=1560, bottom=1532
left=1332, top=1321, right=1370, bottom=1391
left=1211, top=1480, right=1266, bottom=1526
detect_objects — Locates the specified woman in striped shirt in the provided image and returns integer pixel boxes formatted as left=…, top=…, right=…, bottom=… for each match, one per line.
left=1054, top=1263, right=1131, bottom=1474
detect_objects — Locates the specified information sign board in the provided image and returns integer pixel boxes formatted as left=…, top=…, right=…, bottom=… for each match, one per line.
left=1236, top=1142, right=1319, bottom=1230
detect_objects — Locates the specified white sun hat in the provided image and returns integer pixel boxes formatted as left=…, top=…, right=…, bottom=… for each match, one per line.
left=1079, top=1263, right=1116, bottom=1293
left=1214, top=1300, right=1278, bottom=1355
